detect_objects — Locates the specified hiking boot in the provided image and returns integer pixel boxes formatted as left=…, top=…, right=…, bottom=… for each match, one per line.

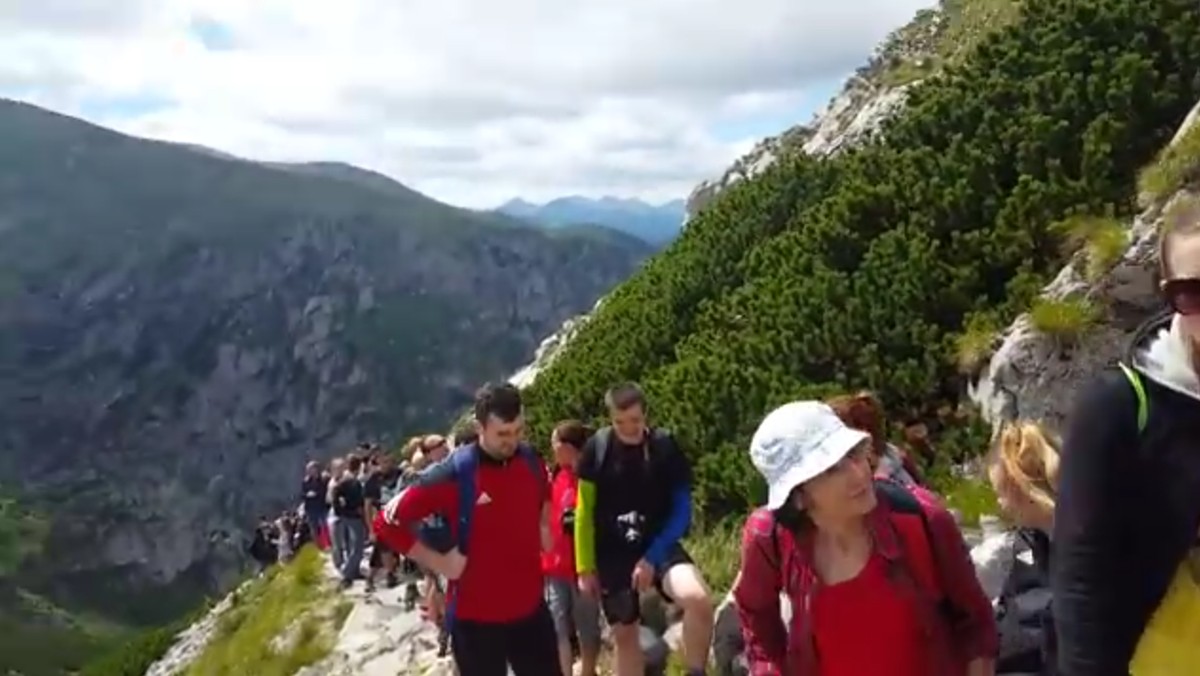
left=437, top=627, right=450, bottom=657
left=338, top=579, right=353, bottom=591
left=404, top=582, right=419, bottom=611
left=386, top=572, right=399, bottom=589
left=365, top=578, right=376, bottom=593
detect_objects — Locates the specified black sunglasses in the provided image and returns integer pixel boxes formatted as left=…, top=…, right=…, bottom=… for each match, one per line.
left=1163, top=278, right=1200, bottom=316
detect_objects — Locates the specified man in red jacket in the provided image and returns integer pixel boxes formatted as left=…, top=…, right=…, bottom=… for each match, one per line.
left=374, top=382, right=560, bottom=676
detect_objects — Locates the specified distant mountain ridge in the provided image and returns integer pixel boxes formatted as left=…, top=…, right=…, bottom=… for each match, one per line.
left=496, top=195, right=685, bottom=245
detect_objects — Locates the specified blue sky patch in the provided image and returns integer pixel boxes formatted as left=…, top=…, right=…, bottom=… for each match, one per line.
left=189, top=16, right=237, bottom=51
left=710, top=77, right=844, bottom=143
left=78, top=93, right=173, bottom=120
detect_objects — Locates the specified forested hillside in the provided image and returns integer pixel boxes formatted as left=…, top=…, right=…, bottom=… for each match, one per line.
left=523, top=0, right=1200, bottom=514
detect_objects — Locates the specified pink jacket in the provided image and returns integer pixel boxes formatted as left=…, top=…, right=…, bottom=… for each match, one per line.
left=733, top=483, right=997, bottom=675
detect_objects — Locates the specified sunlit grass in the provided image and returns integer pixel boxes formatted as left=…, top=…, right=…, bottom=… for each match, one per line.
left=186, top=547, right=343, bottom=676
left=1139, top=121, right=1200, bottom=204
left=953, top=312, right=1000, bottom=375
left=1052, top=215, right=1129, bottom=281
left=1028, top=297, right=1100, bottom=341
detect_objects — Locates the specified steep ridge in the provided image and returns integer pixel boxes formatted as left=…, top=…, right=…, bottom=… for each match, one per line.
left=521, top=0, right=1200, bottom=515
left=503, top=1, right=961, bottom=395
left=0, top=98, right=651, bottom=668
left=684, top=0, right=1024, bottom=221
left=513, top=0, right=1031, bottom=398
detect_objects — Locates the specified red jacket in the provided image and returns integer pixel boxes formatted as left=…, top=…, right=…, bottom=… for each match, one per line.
left=733, top=483, right=997, bottom=676
left=542, top=466, right=579, bottom=579
left=373, top=446, right=548, bottom=623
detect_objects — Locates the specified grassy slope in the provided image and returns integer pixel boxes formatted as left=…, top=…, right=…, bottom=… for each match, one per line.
left=0, top=490, right=118, bottom=675
left=81, top=547, right=350, bottom=676
left=0, top=588, right=131, bottom=676
left=185, top=547, right=349, bottom=676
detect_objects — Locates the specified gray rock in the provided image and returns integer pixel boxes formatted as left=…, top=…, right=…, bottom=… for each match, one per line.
left=971, top=99, right=1200, bottom=434
left=683, top=8, right=944, bottom=223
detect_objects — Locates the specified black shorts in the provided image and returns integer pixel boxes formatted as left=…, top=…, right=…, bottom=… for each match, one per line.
left=597, top=544, right=693, bottom=626
left=368, top=541, right=394, bottom=569
left=451, top=602, right=562, bottom=676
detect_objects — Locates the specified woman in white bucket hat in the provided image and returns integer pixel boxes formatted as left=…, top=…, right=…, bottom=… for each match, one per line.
left=732, top=401, right=996, bottom=676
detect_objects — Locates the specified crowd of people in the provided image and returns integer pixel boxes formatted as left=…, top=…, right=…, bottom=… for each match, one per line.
left=256, top=217, right=1199, bottom=676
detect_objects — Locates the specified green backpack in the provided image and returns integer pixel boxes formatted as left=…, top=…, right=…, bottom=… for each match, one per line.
left=1117, top=362, right=1150, bottom=434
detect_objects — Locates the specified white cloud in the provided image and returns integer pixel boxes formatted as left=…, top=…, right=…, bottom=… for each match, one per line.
left=0, top=0, right=933, bottom=208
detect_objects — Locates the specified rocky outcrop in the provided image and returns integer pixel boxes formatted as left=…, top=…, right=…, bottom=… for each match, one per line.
left=684, top=9, right=945, bottom=221
left=508, top=298, right=602, bottom=389
left=970, top=99, right=1200, bottom=432
left=296, top=582, right=451, bottom=676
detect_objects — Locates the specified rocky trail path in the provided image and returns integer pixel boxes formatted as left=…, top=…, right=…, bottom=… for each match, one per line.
left=298, top=563, right=454, bottom=676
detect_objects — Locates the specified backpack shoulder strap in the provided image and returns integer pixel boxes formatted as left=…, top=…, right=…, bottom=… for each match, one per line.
left=516, top=443, right=549, bottom=501
left=647, top=427, right=674, bottom=461
left=648, top=427, right=672, bottom=446
left=593, top=427, right=612, bottom=469
left=744, top=508, right=787, bottom=571
left=450, top=445, right=479, bottom=556
left=876, top=479, right=953, bottom=606
left=1117, top=362, right=1149, bottom=434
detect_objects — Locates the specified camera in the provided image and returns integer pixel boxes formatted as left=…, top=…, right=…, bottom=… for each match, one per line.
left=615, top=510, right=645, bottom=545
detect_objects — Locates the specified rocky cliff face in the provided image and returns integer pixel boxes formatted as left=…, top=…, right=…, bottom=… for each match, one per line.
left=0, top=100, right=651, bottom=621
left=682, top=7, right=946, bottom=221
left=507, top=299, right=601, bottom=389
left=684, top=0, right=1026, bottom=222
left=970, top=99, right=1200, bottom=432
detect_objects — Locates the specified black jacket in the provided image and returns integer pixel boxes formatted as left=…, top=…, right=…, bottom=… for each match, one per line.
left=1053, top=311, right=1200, bottom=675
left=996, top=528, right=1055, bottom=675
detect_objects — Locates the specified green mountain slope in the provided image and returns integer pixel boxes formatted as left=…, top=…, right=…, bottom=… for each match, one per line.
left=0, top=100, right=651, bottom=674
left=523, top=0, right=1200, bottom=513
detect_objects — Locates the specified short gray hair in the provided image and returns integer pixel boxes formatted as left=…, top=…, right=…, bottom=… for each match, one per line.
left=604, top=382, right=646, bottom=411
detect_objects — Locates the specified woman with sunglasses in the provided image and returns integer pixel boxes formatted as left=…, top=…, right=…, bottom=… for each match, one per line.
left=1053, top=196, right=1200, bottom=675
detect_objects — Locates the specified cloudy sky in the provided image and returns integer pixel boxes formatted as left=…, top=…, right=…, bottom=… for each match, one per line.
left=0, top=0, right=932, bottom=209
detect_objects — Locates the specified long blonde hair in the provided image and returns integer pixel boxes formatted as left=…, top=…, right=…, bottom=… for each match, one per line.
left=400, top=436, right=424, bottom=461
left=991, top=421, right=1061, bottom=511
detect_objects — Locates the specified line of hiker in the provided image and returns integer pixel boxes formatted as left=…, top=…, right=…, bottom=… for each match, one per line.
left=271, top=216, right=1199, bottom=676
left=296, top=437, right=458, bottom=592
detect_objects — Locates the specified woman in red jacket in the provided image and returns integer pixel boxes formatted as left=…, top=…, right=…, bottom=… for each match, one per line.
left=543, top=420, right=602, bottom=676
left=734, top=401, right=996, bottom=676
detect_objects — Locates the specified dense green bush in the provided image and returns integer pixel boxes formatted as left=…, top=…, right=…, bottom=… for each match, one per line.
left=524, top=0, right=1200, bottom=515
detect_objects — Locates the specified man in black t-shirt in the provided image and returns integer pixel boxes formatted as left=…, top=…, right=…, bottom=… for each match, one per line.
left=331, top=455, right=368, bottom=588
left=574, top=383, right=713, bottom=676
left=247, top=516, right=279, bottom=574
left=300, top=461, right=329, bottom=541
left=363, top=453, right=403, bottom=592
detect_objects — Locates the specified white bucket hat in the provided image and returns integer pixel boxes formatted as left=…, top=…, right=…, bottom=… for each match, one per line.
left=750, top=401, right=871, bottom=510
